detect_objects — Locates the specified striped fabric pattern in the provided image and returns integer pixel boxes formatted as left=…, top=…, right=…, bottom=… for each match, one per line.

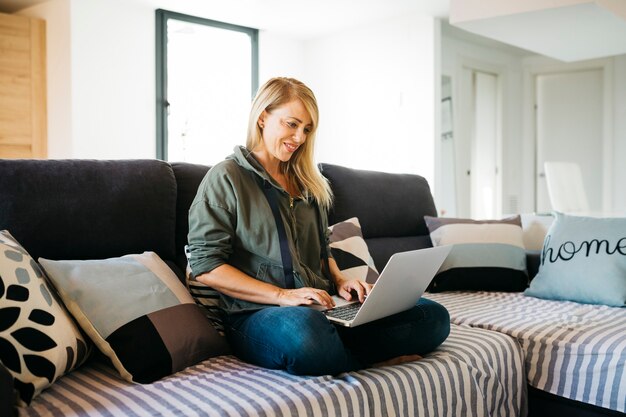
left=426, top=291, right=626, bottom=413
left=424, top=216, right=528, bottom=292
left=187, top=279, right=225, bottom=335
left=20, top=324, right=526, bottom=417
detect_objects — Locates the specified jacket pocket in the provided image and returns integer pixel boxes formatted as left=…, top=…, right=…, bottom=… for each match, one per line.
left=255, top=262, right=288, bottom=288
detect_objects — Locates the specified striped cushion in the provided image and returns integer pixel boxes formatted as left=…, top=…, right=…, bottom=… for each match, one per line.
left=39, top=252, right=228, bottom=384
left=328, top=217, right=379, bottom=284
left=184, top=246, right=227, bottom=335
left=424, top=215, right=528, bottom=292
left=22, top=323, right=527, bottom=417
left=428, top=291, right=626, bottom=413
left=186, top=277, right=226, bottom=335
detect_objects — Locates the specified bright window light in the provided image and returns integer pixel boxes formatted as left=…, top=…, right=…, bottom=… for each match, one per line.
left=156, top=11, right=257, bottom=164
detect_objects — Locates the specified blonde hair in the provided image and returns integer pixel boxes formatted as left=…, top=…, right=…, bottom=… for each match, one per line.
left=246, top=77, right=333, bottom=209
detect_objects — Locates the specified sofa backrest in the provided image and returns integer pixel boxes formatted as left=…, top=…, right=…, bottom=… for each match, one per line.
left=319, top=163, right=437, bottom=271
left=0, top=159, right=179, bottom=275
left=171, top=162, right=439, bottom=273
left=171, top=162, right=211, bottom=272
left=0, top=159, right=439, bottom=280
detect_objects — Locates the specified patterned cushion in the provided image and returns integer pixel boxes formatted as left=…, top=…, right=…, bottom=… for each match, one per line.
left=184, top=246, right=226, bottom=336
left=525, top=212, right=626, bottom=307
left=186, top=270, right=225, bottom=335
left=38, top=252, right=229, bottom=384
left=424, top=215, right=529, bottom=292
left=328, top=217, right=379, bottom=284
left=0, top=230, right=90, bottom=405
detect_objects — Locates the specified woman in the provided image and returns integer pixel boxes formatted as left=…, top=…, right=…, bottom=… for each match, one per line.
left=187, top=77, right=450, bottom=376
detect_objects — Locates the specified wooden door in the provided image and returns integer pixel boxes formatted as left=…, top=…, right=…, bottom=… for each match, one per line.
left=0, top=12, right=47, bottom=158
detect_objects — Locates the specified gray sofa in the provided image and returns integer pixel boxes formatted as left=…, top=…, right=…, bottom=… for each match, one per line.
left=0, top=159, right=617, bottom=417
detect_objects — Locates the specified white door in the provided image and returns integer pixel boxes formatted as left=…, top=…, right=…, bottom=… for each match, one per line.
left=471, top=71, right=499, bottom=219
left=535, top=69, right=603, bottom=213
left=456, top=68, right=500, bottom=219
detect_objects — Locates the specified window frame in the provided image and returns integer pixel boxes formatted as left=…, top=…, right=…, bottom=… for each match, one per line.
left=155, top=9, right=259, bottom=160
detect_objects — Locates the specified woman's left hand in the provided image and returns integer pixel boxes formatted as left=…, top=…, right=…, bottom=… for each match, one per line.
left=335, top=275, right=373, bottom=303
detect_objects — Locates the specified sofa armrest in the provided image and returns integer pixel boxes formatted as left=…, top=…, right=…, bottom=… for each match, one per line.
left=0, top=363, right=16, bottom=416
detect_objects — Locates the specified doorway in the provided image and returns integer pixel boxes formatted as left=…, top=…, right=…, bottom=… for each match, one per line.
left=454, top=67, right=501, bottom=219
left=534, top=69, right=604, bottom=213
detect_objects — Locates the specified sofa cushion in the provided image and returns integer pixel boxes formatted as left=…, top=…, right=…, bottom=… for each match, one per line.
left=0, top=159, right=178, bottom=266
left=0, top=230, right=90, bottom=405
left=186, top=278, right=226, bottom=335
left=328, top=217, right=379, bottom=284
left=424, top=215, right=529, bottom=292
left=39, top=252, right=229, bottom=384
left=525, top=212, right=626, bottom=307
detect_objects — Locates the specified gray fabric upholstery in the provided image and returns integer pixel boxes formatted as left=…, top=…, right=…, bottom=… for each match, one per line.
left=0, top=159, right=178, bottom=270
left=171, top=162, right=211, bottom=272
left=320, top=163, right=437, bottom=269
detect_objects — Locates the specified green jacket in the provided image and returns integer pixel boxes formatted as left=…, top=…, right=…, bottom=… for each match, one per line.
left=187, top=146, right=333, bottom=314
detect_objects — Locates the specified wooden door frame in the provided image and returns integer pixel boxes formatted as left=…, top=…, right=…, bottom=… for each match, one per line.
left=521, top=57, right=614, bottom=213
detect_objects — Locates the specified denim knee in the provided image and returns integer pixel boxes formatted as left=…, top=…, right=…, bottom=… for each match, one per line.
left=277, top=308, right=358, bottom=376
left=418, top=298, right=451, bottom=349
left=227, top=307, right=360, bottom=376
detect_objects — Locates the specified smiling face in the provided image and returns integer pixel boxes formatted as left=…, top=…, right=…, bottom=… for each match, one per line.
left=255, top=99, right=313, bottom=168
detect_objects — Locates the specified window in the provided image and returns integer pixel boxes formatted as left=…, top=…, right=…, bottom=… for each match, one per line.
left=156, top=10, right=258, bottom=163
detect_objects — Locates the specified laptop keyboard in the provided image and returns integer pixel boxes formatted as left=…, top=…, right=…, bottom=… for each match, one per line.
left=325, top=302, right=362, bottom=321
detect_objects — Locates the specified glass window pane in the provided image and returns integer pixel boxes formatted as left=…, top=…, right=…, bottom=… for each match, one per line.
left=167, top=19, right=252, bottom=164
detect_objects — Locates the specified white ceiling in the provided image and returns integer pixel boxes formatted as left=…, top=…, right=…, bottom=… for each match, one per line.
left=0, top=0, right=451, bottom=39
left=450, top=0, right=626, bottom=62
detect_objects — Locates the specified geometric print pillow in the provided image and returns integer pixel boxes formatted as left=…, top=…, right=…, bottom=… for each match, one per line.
left=424, top=215, right=529, bottom=292
left=184, top=246, right=226, bottom=336
left=328, top=217, right=379, bottom=284
left=39, top=252, right=229, bottom=384
left=186, top=270, right=226, bottom=336
left=0, top=230, right=90, bottom=405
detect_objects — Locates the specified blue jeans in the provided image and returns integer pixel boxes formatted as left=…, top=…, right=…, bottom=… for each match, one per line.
left=224, top=298, right=450, bottom=376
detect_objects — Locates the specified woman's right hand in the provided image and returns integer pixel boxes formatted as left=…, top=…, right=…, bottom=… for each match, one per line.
left=276, top=287, right=335, bottom=308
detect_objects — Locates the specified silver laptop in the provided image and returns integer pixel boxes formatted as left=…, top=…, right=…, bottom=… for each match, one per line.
left=310, top=245, right=451, bottom=327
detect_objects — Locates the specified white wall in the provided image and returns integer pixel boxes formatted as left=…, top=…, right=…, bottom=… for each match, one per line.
left=18, top=0, right=72, bottom=158
left=71, top=0, right=156, bottom=158
left=612, top=54, right=626, bottom=211
left=18, top=0, right=439, bottom=184
left=17, top=0, right=313, bottom=159
left=258, top=32, right=307, bottom=85
left=305, top=14, right=438, bottom=184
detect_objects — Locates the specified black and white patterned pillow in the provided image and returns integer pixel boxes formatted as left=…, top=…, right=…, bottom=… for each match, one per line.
left=186, top=275, right=225, bottom=335
left=0, top=230, right=90, bottom=405
left=328, top=217, right=379, bottom=283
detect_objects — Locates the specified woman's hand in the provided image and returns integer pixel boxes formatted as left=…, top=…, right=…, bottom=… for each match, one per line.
left=276, top=287, right=335, bottom=308
left=334, top=275, right=373, bottom=303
